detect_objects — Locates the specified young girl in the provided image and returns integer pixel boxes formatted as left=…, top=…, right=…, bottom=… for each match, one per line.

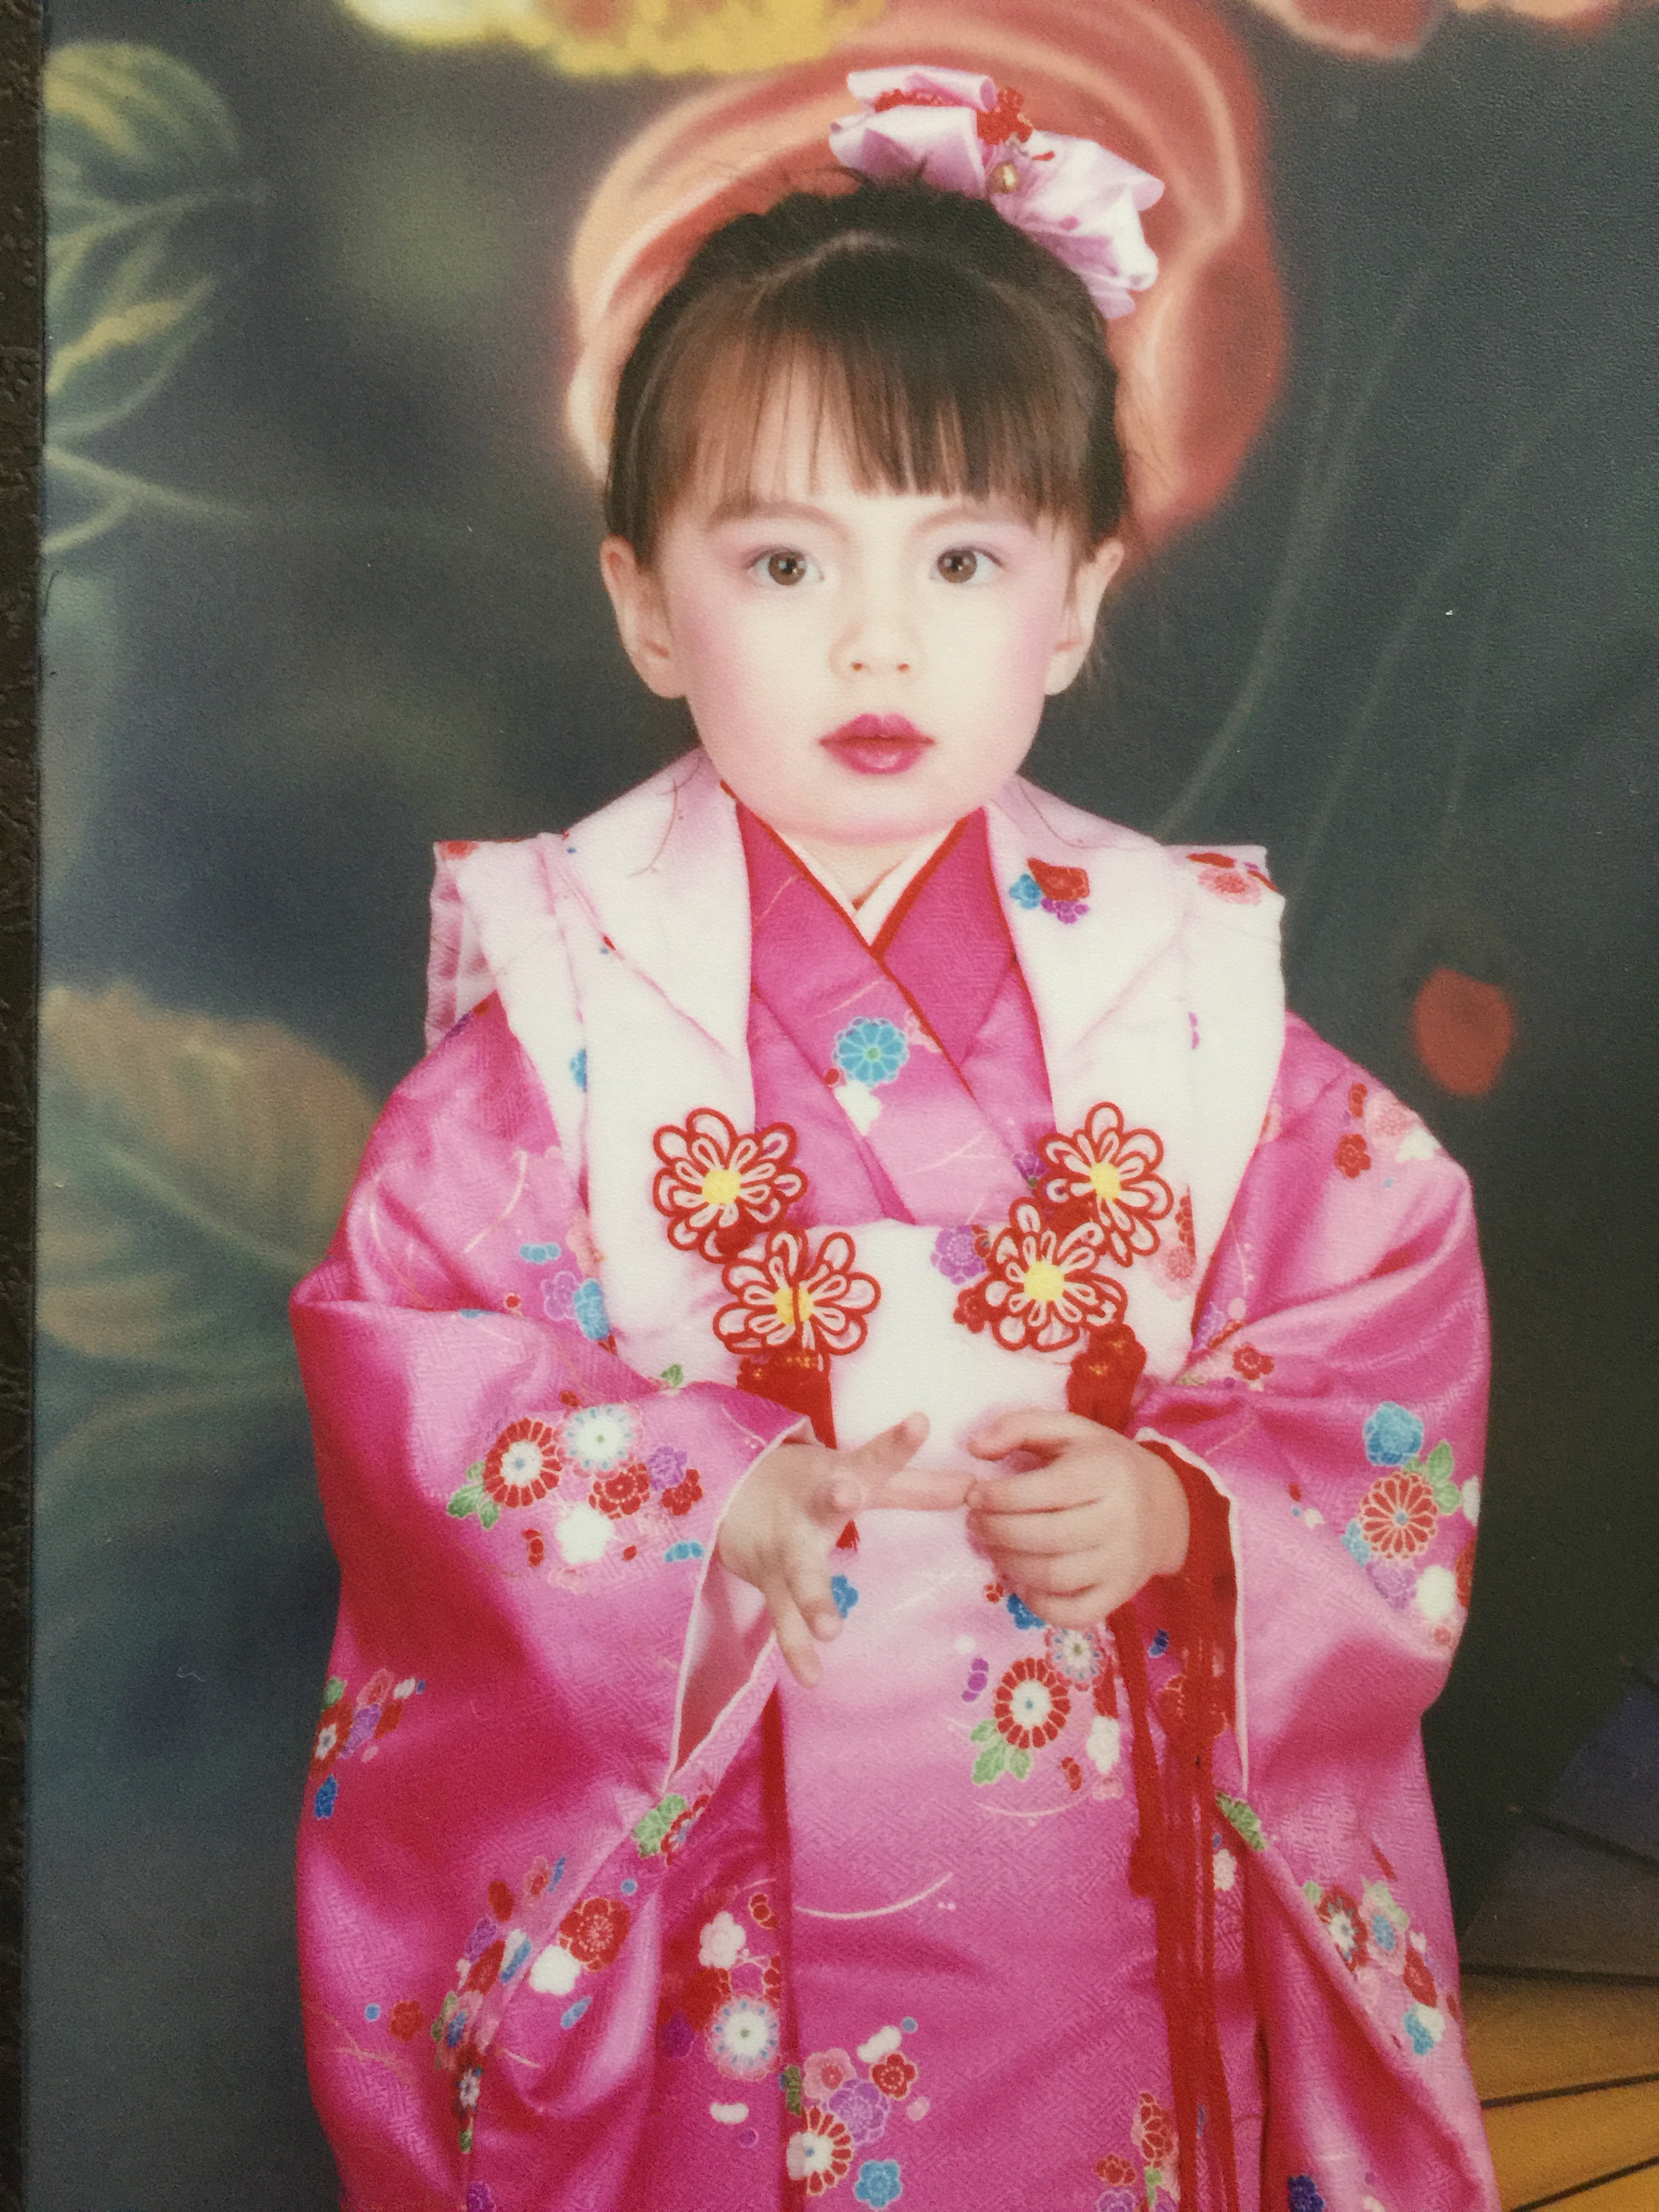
left=293, top=67, right=1498, bottom=2212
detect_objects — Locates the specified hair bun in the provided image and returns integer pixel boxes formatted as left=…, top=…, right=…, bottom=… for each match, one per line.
left=565, top=0, right=1284, bottom=548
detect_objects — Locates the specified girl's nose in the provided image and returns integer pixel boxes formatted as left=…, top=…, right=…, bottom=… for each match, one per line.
left=850, top=657, right=911, bottom=674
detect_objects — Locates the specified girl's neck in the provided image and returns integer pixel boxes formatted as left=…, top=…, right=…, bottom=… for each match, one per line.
left=785, top=834, right=935, bottom=906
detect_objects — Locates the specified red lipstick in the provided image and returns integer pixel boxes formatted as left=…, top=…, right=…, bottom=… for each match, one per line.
left=821, top=714, right=935, bottom=776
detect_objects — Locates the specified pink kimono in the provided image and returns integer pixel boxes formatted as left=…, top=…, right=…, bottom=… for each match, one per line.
left=292, top=752, right=1499, bottom=2212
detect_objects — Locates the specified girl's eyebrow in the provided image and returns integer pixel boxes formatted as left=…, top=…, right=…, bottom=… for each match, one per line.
left=703, top=491, right=1033, bottom=531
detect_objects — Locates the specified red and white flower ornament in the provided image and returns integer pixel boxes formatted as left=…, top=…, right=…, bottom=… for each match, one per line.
left=1039, top=1101, right=1173, bottom=1266
left=653, top=1107, right=806, bottom=1260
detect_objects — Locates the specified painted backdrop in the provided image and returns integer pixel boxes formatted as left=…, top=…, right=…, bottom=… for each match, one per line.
left=35, top=0, right=1658, bottom=2205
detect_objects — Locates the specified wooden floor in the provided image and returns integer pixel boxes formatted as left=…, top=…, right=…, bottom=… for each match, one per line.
left=1465, top=1974, right=1659, bottom=2209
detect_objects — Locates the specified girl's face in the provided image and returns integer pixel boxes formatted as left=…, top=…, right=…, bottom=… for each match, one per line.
left=601, top=389, right=1123, bottom=898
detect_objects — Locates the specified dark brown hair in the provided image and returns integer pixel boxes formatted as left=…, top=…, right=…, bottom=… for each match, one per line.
left=605, top=177, right=1130, bottom=563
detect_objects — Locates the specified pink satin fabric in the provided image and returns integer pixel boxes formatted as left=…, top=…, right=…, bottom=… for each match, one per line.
left=293, top=810, right=1495, bottom=2212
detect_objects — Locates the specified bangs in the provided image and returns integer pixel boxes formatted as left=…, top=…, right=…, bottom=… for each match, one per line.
left=609, top=233, right=1113, bottom=557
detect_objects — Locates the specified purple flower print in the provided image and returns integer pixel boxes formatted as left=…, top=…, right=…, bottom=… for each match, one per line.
left=930, top=1226, right=985, bottom=1285
left=542, top=1269, right=579, bottom=1322
left=830, top=2077, right=889, bottom=2146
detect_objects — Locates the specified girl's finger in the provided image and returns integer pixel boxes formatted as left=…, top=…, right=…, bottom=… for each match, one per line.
left=1007, top=1549, right=1113, bottom=1598
left=970, top=1500, right=1107, bottom=1556
left=765, top=1584, right=827, bottom=1688
left=967, top=1461, right=1111, bottom=1515
left=969, top=1408, right=1100, bottom=1460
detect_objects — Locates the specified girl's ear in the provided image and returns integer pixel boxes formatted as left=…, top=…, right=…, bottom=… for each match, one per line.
left=599, top=535, right=688, bottom=699
left=1044, top=535, right=1127, bottom=695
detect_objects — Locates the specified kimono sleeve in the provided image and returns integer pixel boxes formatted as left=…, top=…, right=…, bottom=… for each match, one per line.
left=1135, top=1015, right=1498, bottom=2207
left=289, top=993, right=799, bottom=2205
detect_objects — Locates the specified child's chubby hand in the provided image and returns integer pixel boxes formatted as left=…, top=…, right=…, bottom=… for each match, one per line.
left=716, top=1414, right=970, bottom=1687
left=965, top=1410, right=1191, bottom=1630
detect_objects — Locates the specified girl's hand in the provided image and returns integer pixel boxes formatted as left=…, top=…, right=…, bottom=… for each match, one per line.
left=964, top=1410, right=1190, bottom=1629
left=717, top=1414, right=969, bottom=1686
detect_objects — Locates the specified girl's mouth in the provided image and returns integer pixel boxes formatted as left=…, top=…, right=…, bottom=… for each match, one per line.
left=821, top=715, right=935, bottom=776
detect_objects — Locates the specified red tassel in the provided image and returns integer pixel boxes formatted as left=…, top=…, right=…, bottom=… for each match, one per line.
left=735, top=1349, right=836, bottom=1446
left=1111, top=1440, right=1242, bottom=2212
left=1066, top=1322, right=1147, bottom=1433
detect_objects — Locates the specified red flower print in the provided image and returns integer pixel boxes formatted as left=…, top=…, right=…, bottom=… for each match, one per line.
left=1349, top=1082, right=1368, bottom=1117
left=1335, top=1132, right=1372, bottom=1179
left=525, top=1857, right=551, bottom=1898
left=466, top=1938, right=504, bottom=1993
left=1132, top=2091, right=1178, bottom=2167
left=1359, top=1470, right=1439, bottom=1560
left=762, top=1955, right=783, bottom=2003
left=310, top=1706, right=352, bottom=1777
left=1231, top=1341, right=1275, bottom=1381
left=558, top=1896, right=631, bottom=1972
left=1097, top=2152, right=1138, bottom=2186
left=787, top=2105, right=855, bottom=2194
left=388, top=1999, right=425, bottom=2041
left=993, top=1656, right=1072, bottom=1750
left=1173, top=1190, right=1195, bottom=1253
left=481, top=1417, right=560, bottom=1508
left=653, top=1108, right=806, bottom=1261
left=957, top=1198, right=1126, bottom=1353
left=1455, top=1540, right=1475, bottom=1612
left=1027, top=857, right=1091, bottom=906
left=714, top=1228, right=879, bottom=1358
left=661, top=1467, right=703, bottom=1517
left=680, top=1964, right=733, bottom=2032
left=871, top=2051, right=918, bottom=2100
left=1061, top=1756, right=1084, bottom=1792
left=1195, top=861, right=1263, bottom=904
left=592, top=1462, right=651, bottom=1519
left=749, top=1891, right=776, bottom=1928
left=1404, top=1943, right=1437, bottom=2008
left=1315, top=1884, right=1370, bottom=1969
left=1040, top=1102, right=1173, bottom=1266
left=659, top=1790, right=710, bottom=1865
left=523, top=1528, right=546, bottom=1569
left=487, top=1879, right=514, bottom=1921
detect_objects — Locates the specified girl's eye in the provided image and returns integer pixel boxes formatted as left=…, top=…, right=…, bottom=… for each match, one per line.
left=936, top=548, right=989, bottom=583
left=756, top=550, right=814, bottom=587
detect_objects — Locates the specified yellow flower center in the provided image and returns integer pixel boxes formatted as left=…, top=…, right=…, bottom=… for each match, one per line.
left=772, top=1284, right=815, bottom=1328
left=1089, top=1160, right=1123, bottom=1204
left=701, top=1166, right=743, bottom=1208
left=1021, top=1258, right=1067, bottom=1305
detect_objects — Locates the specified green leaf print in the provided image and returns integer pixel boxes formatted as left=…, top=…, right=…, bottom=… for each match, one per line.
left=447, top=1469, right=485, bottom=1520
left=322, top=1677, right=346, bottom=1708
left=1010, top=1748, right=1031, bottom=1780
left=972, top=1740, right=1010, bottom=1786
left=479, top=1497, right=500, bottom=1530
left=780, top=2064, right=804, bottom=2117
left=1422, top=1439, right=1459, bottom=1511
left=1217, top=1792, right=1267, bottom=1854
left=633, top=1794, right=687, bottom=1856
left=657, top=1364, right=685, bottom=1389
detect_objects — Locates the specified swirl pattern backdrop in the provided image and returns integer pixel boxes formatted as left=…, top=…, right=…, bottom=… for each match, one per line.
left=34, top=1, right=1658, bottom=2205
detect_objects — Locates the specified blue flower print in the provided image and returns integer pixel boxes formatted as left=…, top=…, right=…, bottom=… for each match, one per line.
left=518, top=1241, right=561, bottom=1264
left=313, top=1775, right=338, bottom=1818
left=573, top=1277, right=611, bottom=1341
left=831, top=1574, right=860, bottom=1618
left=560, top=1996, right=591, bottom=2028
left=663, top=1540, right=704, bottom=1563
left=854, top=2160, right=903, bottom=2207
left=1006, top=1593, right=1044, bottom=1631
left=834, top=1017, right=909, bottom=1087
left=1148, top=1627, right=1170, bottom=1658
left=1364, top=1401, right=1425, bottom=1467
left=500, top=1931, right=533, bottom=1983
left=569, top=1048, right=587, bottom=1090
left=1343, top=1519, right=1374, bottom=1566
left=1008, top=871, right=1042, bottom=909
left=1287, top=2181, right=1326, bottom=2212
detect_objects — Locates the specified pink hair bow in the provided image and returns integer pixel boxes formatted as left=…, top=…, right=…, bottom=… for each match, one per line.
left=828, top=66, right=1164, bottom=321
